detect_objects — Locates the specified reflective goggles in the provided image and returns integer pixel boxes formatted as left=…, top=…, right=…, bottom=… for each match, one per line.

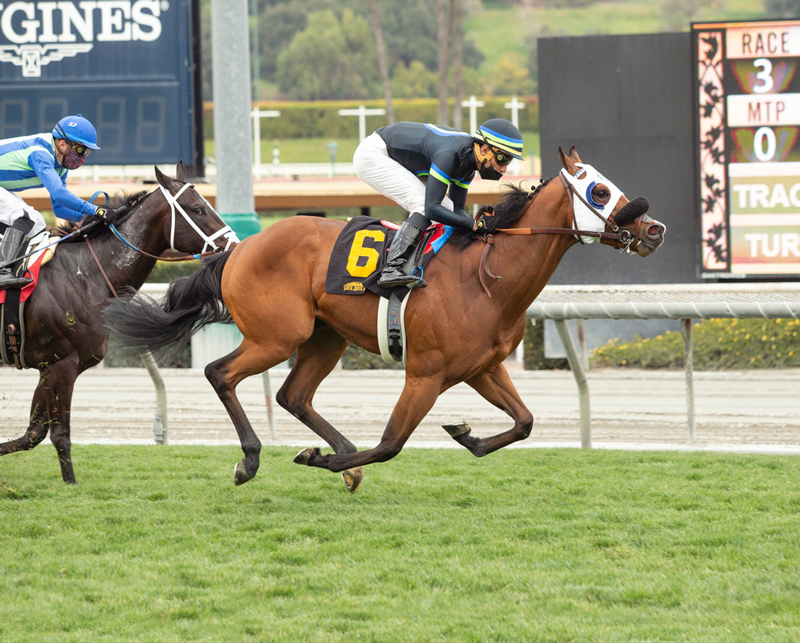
left=56, top=125, right=91, bottom=158
left=491, top=148, right=514, bottom=166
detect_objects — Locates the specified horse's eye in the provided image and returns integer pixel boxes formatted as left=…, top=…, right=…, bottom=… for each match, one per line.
left=594, top=188, right=610, bottom=202
left=193, top=207, right=204, bottom=216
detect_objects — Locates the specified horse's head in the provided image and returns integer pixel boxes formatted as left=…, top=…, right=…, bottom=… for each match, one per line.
left=557, top=147, right=666, bottom=257
left=153, top=161, right=240, bottom=254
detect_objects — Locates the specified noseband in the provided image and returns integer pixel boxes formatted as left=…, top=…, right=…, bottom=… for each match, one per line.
left=495, top=171, right=647, bottom=254
left=107, top=182, right=240, bottom=261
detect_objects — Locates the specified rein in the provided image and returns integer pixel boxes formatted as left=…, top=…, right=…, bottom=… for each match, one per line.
left=495, top=172, right=637, bottom=249
left=477, top=173, right=644, bottom=298
left=106, top=181, right=237, bottom=262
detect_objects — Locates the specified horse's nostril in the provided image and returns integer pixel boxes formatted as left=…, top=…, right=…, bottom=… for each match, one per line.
left=647, top=225, right=663, bottom=237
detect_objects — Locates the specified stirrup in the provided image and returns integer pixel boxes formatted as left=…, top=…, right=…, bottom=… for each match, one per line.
left=0, top=275, right=32, bottom=290
left=377, top=269, right=419, bottom=289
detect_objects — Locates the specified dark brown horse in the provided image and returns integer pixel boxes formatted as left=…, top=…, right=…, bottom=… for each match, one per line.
left=105, top=148, right=666, bottom=492
left=0, top=162, right=238, bottom=484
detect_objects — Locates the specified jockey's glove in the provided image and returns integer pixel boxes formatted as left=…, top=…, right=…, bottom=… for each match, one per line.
left=94, top=204, right=127, bottom=225
left=474, top=210, right=497, bottom=233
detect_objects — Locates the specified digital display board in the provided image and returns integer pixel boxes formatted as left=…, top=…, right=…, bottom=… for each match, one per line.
left=693, top=19, right=800, bottom=279
left=0, top=0, right=196, bottom=165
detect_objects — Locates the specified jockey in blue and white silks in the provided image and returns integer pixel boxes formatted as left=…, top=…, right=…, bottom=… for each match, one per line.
left=0, top=115, right=123, bottom=289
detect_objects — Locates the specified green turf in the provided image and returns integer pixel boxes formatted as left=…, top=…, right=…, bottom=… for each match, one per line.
left=1, top=446, right=799, bottom=642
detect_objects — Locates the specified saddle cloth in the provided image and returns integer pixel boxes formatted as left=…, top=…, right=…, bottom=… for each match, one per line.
left=325, top=216, right=452, bottom=300
left=0, top=230, right=54, bottom=305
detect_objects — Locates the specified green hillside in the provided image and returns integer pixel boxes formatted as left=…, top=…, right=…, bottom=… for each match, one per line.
left=465, top=0, right=768, bottom=90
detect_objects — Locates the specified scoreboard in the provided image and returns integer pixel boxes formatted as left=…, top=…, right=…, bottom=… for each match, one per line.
left=0, top=0, right=196, bottom=166
left=693, top=19, right=800, bottom=279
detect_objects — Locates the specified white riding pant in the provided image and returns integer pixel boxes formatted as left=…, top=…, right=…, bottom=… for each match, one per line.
left=353, top=132, right=455, bottom=219
left=0, top=187, right=46, bottom=237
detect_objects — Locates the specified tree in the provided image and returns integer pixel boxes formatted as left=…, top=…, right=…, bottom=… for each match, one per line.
left=276, top=10, right=379, bottom=100
left=490, top=53, right=536, bottom=96
left=437, top=0, right=450, bottom=125
left=390, top=61, right=437, bottom=98
left=369, top=0, right=395, bottom=123
left=765, top=0, right=800, bottom=16
left=451, top=0, right=463, bottom=130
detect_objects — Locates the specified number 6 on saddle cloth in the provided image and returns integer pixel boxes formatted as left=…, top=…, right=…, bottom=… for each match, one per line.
left=325, top=215, right=453, bottom=362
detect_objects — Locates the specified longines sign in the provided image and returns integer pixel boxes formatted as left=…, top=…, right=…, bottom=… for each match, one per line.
left=0, top=0, right=196, bottom=165
left=0, top=1, right=164, bottom=77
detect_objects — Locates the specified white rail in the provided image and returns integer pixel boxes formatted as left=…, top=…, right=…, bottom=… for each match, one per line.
left=527, top=283, right=800, bottom=448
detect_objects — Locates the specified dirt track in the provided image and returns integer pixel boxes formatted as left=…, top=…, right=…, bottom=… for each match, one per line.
left=2, top=365, right=799, bottom=454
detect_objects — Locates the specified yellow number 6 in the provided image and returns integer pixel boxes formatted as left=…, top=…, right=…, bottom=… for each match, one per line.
left=346, top=230, right=385, bottom=277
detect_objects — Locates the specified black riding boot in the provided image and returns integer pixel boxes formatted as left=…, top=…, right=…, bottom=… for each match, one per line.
left=0, top=227, right=33, bottom=290
left=377, top=213, right=428, bottom=288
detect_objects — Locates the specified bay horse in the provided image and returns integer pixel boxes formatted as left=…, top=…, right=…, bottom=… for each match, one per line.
left=0, top=162, right=238, bottom=484
left=105, top=148, right=666, bottom=492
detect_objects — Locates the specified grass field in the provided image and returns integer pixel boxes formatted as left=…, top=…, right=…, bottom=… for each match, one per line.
left=2, top=446, right=799, bottom=642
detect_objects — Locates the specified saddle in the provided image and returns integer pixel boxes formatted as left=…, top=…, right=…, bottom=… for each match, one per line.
left=325, top=216, right=453, bottom=364
left=0, top=229, right=54, bottom=368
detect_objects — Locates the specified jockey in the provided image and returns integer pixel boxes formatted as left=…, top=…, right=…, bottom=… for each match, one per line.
left=353, top=117, right=523, bottom=288
left=0, top=114, right=125, bottom=289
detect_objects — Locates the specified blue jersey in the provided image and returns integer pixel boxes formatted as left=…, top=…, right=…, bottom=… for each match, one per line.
left=0, top=132, right=97, bottom=222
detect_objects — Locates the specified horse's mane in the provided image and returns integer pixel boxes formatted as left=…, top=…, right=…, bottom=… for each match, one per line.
left=53, top=190, right=150, bottom=240
left=448, top=178, right=552, bottom=249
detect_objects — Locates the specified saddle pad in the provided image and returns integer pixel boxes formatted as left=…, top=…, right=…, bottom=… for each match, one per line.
left=0, top=231, right=53, bottom=305
left=325, top=216, right=452, bottom=300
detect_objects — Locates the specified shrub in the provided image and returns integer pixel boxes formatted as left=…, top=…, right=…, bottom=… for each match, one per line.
left=591, top=318, right=800, bottom=370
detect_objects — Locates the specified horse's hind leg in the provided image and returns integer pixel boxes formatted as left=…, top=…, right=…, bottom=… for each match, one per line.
left=205, top=339, right=296, bottom=485
left=0, top=359, right=80, bottom=484
left=444, top=364, right=533, bottom=457
left=276, top=324, right=363, bottom=491
left=296, top=374, right=442, bottom=473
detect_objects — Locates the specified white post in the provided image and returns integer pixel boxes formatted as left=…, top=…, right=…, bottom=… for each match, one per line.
left=461, top=95, right=485, bottom=135
left=251, top=107, right=280, bottom=179
left=337, top=105, right=386, bottom=141
left=503, top=96, right=526, bottom=176
left=503, top=96, right=525, bottom=129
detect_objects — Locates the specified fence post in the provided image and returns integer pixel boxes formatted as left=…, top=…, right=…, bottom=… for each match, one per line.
left=555, top=319, right=591, bottom=449
left=682, top=318, right=696, bottom=444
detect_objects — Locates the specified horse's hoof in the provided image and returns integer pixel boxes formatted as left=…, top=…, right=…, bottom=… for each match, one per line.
left=293, top=447, right=319, bottom=466
left=443, top=421, right=471, bottom=438
left=342, top=467, right=363, bottom=493
left=234, top=460, right=253, bottom=486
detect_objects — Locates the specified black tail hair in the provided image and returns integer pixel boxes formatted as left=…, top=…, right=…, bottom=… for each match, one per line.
left=104, top=251, right=233, bottom=357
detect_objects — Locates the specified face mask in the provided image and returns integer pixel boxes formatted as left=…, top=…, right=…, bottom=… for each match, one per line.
left=478, top=158, right=503, bottom=181
left=62, top=149, right=86, bottom=170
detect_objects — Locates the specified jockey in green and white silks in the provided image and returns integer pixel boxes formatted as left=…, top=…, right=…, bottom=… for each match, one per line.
left=0, top=115, right=124, bottom=290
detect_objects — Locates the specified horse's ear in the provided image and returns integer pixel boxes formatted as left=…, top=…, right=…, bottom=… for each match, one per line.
left=154, top=165, right=171, bottom=189
left=568, top=146, right=581, bottom=162
left=176, top=160, right=186, bottom=182
left=558, top=147, right=568, bottom=169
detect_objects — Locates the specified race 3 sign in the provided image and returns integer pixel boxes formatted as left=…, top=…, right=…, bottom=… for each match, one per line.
left=694, top=19, right=800, bottom=279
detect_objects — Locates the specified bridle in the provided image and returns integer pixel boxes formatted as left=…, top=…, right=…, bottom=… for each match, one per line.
left=107, top=181, right=239, bottom=261
left=495, top=168, right=644, bottom=254
left=477, top=168, right=649, bottom=298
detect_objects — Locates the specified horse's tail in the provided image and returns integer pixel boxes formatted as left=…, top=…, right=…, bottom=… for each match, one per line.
left=104, top=251, right=233, bottom=356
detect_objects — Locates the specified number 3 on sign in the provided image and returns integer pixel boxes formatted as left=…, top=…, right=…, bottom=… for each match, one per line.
left=753, top=57, right=774, bottom=94
left=346, top=229, right=385, bottom=277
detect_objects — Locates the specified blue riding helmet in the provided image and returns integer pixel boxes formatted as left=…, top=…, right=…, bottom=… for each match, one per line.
left=52, top=114, right=100, bottom=150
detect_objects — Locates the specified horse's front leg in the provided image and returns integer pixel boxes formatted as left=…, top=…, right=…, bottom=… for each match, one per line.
left=295, top=375, right=442, bottom=474
left=443, top=364, right=533, bottom=457
left=0, top=359, right=81, bottom=483
left=276, top=325, right=365, bottom=491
